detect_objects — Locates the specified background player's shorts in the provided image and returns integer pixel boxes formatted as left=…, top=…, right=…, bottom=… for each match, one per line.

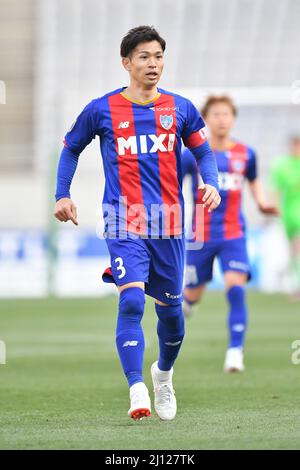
left=185, top=236, right=251, bottom=288
left=103, top=234, right=185, bottom=305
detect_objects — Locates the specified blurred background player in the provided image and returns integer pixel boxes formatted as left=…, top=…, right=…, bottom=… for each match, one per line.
left=182, top=95, right=279, bottom=372
left=270, top=136, right=300, bottom=302
left=54, top=26, right=220, bottom=421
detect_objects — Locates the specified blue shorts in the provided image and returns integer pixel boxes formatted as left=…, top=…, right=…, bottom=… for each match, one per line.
left=185, top=237, right=251, bottom=288
left=103, top=235, right=185, bottom=305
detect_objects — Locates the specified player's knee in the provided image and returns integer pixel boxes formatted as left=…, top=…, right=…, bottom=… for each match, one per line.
left=119, top=287, right=145, bottom=320
left=155, top=303, right=185, bottom=337
left=226, top=285, right=246, bottom=305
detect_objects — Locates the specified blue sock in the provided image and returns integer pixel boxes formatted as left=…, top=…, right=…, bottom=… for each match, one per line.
left=116, top=287, right=145, bottom=387
left=155, top=303, right=185, bottom=371
left=227, top=285, right=248, bottom=349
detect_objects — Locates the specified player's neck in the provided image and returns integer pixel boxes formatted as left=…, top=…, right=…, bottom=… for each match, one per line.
left=123, top=84, right=159, bottom=104
left=210, top=136, right=234, bottom=152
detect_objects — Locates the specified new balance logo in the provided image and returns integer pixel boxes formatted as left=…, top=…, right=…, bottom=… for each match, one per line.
left=117, top=134, right=175, bottom=156
left=118, top=121, right=130, bottom=129
left=165, top=341, right=182, bottom=346
left=123, top=340, right=138, bottom=347
left=165, top=292, right=182, bottom=299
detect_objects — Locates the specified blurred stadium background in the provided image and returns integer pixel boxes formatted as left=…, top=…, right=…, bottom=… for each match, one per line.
left=1, top=0, right=300, bottom=297
left=1, top=0, right=300, bottom=450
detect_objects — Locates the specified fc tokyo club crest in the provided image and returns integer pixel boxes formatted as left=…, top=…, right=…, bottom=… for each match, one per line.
left=160, top=114, right=173, bottom=130
left=232, top=160, right=245, bottom=173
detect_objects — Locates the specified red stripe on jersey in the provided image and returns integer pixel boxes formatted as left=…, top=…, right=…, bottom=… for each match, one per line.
left=108, top=93, right=146, bottom=235
left=224, top=143, right=247, bottom=239
left=154, top=95, right=180, bottom=236
left=193, top=189, right=211, bottom=242
left=184, top=128, right=207, bottom=149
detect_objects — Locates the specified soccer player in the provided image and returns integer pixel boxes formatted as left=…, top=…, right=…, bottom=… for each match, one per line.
left=54, top=26, right=220, bottom=420
left=270, top=136, right=300, bottom=302
left=182, top=95, right=279, bottom=372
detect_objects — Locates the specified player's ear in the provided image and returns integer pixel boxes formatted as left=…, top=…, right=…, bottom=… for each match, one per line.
left=122, top=57, right=131, bottom=72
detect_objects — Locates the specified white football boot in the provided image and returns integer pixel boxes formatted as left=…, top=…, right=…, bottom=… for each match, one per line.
left=224, top=347, right=245, bottom=373
left=128, top=382, right=151, bottom=420
left=151, top=361, right=177, bottom=420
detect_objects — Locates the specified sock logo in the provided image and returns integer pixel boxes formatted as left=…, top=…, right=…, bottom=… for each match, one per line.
left=123, top=340, right=138, bottom=347
left=232, top=324, right=245, bottom=332
left=165, top=341, right=181, bottom=346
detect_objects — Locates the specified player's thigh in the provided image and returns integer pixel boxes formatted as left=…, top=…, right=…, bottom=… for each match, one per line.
left=185, top=241, right=218, bottom=289
left=219, top=237, right=251, bottom=288
left=105, top=237, right=150, bottom=286
left=118, top=281, right=145, bottom=294
left=145, top=237, right=185, bottom=305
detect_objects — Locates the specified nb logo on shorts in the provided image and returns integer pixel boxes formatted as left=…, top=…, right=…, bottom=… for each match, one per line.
left=165, top=292, right=182, bottom=299
left=123, top=340, right=138, bottom=347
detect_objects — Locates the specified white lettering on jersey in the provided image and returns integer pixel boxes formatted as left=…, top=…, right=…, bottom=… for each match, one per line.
left=117, top=136, right=137, bottom=156
left=117, top=134, right=175, bottom=156
left=218, top=172, right=244, bottom=191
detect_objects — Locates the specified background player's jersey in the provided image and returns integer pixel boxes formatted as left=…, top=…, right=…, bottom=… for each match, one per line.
left=64, top=87, right=210, bottom=238
left=182, top=141, right=257, bottom=241
left=270, top=155, right=300, bottom=238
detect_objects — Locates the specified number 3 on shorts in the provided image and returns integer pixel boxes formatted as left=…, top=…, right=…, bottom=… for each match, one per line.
left=114, top=257, right=126, bottom=279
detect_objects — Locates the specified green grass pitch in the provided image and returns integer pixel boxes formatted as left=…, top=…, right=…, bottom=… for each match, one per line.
left=0, top=292, right=300, bottom=450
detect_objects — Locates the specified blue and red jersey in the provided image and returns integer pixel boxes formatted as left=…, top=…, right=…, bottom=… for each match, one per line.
left=182, top=141, right=257, bottom=241
left=61, top=87, right=218, bottom=237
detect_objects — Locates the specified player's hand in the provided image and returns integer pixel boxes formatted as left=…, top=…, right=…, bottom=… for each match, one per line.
left=54, top=198, right=78, bottom=225
left=199, top=184, right=221, bottom=213
left=258, top=203, right=280, bottom=216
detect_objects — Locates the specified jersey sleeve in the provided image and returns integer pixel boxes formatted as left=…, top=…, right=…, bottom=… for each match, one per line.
left=63, top=99, right=101, bottom=156
left=182, top=99, right=207, bottom=150
left=181, top=147, right=198, bottom=179
left=245, top=147, right=258, bottom=181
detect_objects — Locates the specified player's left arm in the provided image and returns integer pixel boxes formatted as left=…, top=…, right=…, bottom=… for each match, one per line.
left=182, top=100, right=221, bottom=213
left=246, top=148, right=280, bottom=215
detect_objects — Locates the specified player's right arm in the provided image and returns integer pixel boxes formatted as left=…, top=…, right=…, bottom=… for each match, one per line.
left=54, top=99, right=100, bottom=225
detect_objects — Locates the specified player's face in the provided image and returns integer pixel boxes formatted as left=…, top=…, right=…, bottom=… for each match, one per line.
left=123, top=41, right=164, bottom=88
left=205, top=103, right=235, bottom=138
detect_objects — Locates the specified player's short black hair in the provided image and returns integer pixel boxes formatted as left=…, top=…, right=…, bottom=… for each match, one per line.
left=120, top=25, right=166, bottom=58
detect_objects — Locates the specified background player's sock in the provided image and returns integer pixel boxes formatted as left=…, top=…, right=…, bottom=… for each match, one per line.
left=155, top=303, right=185, bottom=371
left=227, top=285, right=248, bottom=349
left=116, top=287, right=145, bottom=387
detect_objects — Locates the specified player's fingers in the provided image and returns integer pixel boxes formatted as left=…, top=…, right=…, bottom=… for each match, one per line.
left=201, top=186, right=213, bottom=203
left=63, top=207, right=78, bottom=226
left=55, top=210, right=68, bottom=222
left=72, top=204, right=77, bottom=220
left=70, top=215, right=78, bottom=226
left=207, top=193, right=221, bottom=212
left=54, top=213, right=66, bottom=222
left=71, top=204, right=78, bottom=225
left=203, top=190, right=216, bottom=208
